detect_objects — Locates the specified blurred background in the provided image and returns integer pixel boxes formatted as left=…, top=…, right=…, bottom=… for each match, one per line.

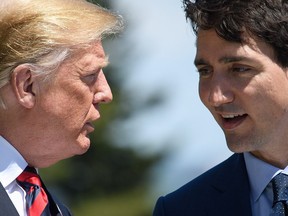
left=41, top=0, right=232, bottom=215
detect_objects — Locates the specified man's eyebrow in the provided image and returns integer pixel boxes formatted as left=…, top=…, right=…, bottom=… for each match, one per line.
left=74, top=56, right=110, bottom=72
left=194, top=56, right=256, bottom=66
left=218, top=56, right=252, bottom=64
left=194, top=58, right=208, bottom=67
left=100, top=56, right=110, bottom=68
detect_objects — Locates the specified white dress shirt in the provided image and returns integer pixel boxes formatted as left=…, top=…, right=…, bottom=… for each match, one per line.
left=0, top=136, right=28, bottom=216
left=244, top=152, right=288, bottom=216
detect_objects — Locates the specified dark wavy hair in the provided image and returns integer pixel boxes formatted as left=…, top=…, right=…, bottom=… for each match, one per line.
left=183, top=0, right=288, bottom=67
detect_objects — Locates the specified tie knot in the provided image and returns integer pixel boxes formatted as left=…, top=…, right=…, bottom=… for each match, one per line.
left=272, top=173, right=288, bottom=203
left=16, top=166, right=42, bottom=187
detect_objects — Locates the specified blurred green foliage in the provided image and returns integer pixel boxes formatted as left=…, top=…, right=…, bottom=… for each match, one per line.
left=73, top=188, right=152, bottom=216
left=40, top=1, right=162, bottom=215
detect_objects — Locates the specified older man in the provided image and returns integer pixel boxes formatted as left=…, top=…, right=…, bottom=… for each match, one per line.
left=0, top=0, right=123, bottom=215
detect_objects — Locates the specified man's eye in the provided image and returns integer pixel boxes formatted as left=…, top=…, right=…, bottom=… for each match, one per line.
left=232, top=66, right=250, bottom=73
left=82, top=74, right=97, bottom=85
left=197, top=67, right=212, bottom=78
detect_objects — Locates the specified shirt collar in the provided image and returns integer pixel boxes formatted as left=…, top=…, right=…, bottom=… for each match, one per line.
left=243, top=152, right=288, bottom=202
left=0, top=136, right=27, bottom=188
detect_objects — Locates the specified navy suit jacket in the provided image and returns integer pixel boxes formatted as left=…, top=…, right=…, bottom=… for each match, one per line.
left=153, top=153, right=252, bottom=216
left=0, top=182, right=72, bottom=216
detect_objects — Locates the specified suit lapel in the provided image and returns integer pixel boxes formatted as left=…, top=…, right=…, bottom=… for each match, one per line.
left=0, top=182, right=19, bottom=216
left=40, top=179, right=72, bottom=216
left=53, top=197, right=72, bottom=216
left=208, top=154, right=252, bottom=216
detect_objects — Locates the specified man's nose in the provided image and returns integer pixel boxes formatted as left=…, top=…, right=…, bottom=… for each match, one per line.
left=93, top=71, right=113, bottom=104
left=208, top=77, right=233, bottom=107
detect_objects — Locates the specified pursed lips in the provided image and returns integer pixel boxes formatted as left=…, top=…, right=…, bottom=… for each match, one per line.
left=84, top=122, right=95, bottom=134
left=84, top=107, right=101, bottom=134
left=85, top=113, right=100, bottom=132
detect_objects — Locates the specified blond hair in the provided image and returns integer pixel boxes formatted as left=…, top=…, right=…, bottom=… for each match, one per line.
left=0, top=0, right=123, bottom=107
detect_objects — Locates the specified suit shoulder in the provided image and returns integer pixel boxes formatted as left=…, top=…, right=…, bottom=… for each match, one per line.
left=153, top=153, right=249, bottom=216
left=162, top=153, right=244, bottom=205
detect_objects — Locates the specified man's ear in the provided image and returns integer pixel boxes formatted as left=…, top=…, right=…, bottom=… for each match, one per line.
left=11, top=64, right=36, bottom=109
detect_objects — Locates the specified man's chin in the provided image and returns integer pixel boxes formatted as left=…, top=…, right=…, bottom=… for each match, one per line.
left=78, top=137, right=91, bottom=153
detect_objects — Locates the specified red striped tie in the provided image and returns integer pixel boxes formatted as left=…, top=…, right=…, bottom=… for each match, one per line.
left=17, top=166, right=50, bottom=216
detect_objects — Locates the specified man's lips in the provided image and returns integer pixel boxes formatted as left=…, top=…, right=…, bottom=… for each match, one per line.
left=220, top=113, right=248, bottom=130
left=84, top=122, right=95, bottom=134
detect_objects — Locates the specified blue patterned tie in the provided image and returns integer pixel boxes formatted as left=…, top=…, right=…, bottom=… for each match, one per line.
left=270, top=173, right=288, bottom=216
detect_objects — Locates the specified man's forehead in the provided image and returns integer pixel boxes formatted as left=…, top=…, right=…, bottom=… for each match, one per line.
left=66, top=43, right=109, bottom=69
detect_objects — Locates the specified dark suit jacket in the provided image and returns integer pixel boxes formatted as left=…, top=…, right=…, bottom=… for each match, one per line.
left=0, top=181, right=72, bottom=216
left=153, top=153, right=252, bottom=216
